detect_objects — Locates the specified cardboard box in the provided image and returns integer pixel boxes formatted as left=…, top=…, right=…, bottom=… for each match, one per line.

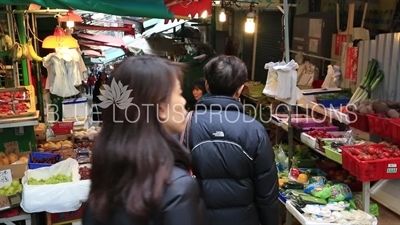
left=0, top=192, right=22, bottom=211
left=0, top=152, right=29, bottom=179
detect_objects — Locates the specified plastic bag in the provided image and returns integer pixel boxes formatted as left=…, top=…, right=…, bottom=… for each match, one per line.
left=304, top=177, right=326, bottom=194
left=20, top=158, right=91, bottom=213
left=276, top=145, right=288, bottom=169
left=328, top=184, right=353, bottom=202
left=263, top=61, right=285, bottom=96
left=311, top=185, right=332, bottom=199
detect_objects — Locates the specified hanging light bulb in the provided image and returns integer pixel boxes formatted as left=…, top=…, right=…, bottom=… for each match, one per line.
left=219, top=9, right=226, bottom=22
left=201, top=10, right=208, bottom=19
left=214, top=0, right=221, bottom=5
left=244, top=12, right=255, bottom=33
left=66, top=21, right=75, bottom=28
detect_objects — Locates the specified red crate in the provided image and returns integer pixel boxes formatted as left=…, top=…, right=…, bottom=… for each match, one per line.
left=50, top=206, right=83, bottom=223
left=51, top=122, right=74, bottom=135
left=348, top=112, right=369, bottom=132
left=389, top=119, right=400, bottom=144
left=341, top=144, right=400, bottom=182
left=366, top=114, right=392, bottom=139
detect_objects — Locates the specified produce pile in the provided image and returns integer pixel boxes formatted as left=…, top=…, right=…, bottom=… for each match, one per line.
left=37, top=140, right=73, bottom=152
left=79, top=165, right=91, bottom=180
left=29, top=154, right=60, bottom=165
left=346, top=143, right=400, bottom=160
left=348, top=99, right=400, bottom=118
left=306, top=130, right=344, bottom=138
left=242, top=81, right=265, bottom=98
left=316, top=88, right=352, bottom=100
left=28, top=174, right=72, bottom=185
left=0, top=90, right=32, bottom=117
left=0, top=180, right=23, bottom=196
left=0, top=152, right=28, bottom=166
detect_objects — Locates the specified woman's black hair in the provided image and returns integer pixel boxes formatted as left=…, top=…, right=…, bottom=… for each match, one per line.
left=192, top=77, right=207, bottom=94
left=88, top=55, right=191, bottom=224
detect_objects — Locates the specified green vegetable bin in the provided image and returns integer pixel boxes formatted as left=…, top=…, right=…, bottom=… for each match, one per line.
left=323, top=146, right=342, bottom=164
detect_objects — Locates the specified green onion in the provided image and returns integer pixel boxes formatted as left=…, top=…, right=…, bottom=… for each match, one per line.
left=349, top=59, right=381, bottom=104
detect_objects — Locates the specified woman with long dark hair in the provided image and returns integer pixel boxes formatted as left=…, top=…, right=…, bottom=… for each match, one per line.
left=83, top=56, right=208, bottom=225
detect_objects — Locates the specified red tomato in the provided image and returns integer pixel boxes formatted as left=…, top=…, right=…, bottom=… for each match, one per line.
left=366, top=146, right=376, bottom=155
left=352, top=149, right=362, bottom=156
left=383, top=152, right=391, bottom=158
left=392, top=152, right=400, bottom=158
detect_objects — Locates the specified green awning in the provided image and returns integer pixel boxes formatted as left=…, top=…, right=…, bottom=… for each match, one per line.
left=3, top=0, right=174, bottom=19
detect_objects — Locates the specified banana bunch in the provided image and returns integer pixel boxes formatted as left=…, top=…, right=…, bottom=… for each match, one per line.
left=8, top=39, right=42, bottom=62
left=9, top=43, right=23, bottom=62
left=0, top=34, right=13, bottom=52
left=26, top=38, right=42, bottom=62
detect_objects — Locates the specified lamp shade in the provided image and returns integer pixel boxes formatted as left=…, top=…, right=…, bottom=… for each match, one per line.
left=58, top=10, right=83, bottom=22
left=42, top=27, right=79, bottom=49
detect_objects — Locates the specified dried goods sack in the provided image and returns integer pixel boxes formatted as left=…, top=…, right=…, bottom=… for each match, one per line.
left=274, top=60, right=299, bottom=99
left=20, top=158, right=90, bottom=213
left=263, top=61, right=286, bottom=96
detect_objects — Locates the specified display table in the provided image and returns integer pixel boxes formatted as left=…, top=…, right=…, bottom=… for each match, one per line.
left=0, top=212, right=31, bottom=225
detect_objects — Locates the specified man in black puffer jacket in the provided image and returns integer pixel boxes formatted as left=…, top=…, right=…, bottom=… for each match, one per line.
left=182, top=55, right=279, bottom=225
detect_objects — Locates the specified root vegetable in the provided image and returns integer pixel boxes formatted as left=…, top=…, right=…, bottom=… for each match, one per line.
left=372, top=101, right=389, bottom=113
left=360, top=99, right=370, bottom=105
left=359, top=106, right=369, bottom=114
left=387, top=109, right=400, bottom=118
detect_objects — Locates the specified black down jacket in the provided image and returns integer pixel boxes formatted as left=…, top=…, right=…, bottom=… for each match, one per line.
left=82, top=165, right=208, bottom=225
left=183, top=96, right=279, bottom=225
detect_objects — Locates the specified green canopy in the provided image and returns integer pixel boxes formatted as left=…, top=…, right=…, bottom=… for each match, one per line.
left=3, top=0, right=174, bottom=19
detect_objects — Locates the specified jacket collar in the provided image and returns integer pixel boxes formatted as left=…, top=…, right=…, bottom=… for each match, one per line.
left=196, top=96, right=244, bottom=113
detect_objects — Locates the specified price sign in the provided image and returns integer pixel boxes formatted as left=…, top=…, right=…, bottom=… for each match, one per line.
left=3, top=141, right=19, bottom=154
left=0, top=169, right=12, bottom=188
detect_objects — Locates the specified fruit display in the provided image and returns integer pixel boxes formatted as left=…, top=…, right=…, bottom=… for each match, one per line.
left=0, top=152, right=28, bottom=166
left=74, top=126, right=100, bottom=141
left=29, top=154, right=60, bottom=164
left=348, top=99, right=400, bottom=118
left=306, top=130, right=344, bottom=139
left=0, top=87, right=35, bottom=118
left=9, top=39, right=42, bottom=63
left=28, top=174, right=72, bottom=185
left=79, top=164, right=91, bottom=180
left=37, top=140, right=73, bottom=152
left=0, top=180, right=23, bottom=196
left=74, top=137, right=93, bottom=149
left=345, top=144, right=400, bottom=160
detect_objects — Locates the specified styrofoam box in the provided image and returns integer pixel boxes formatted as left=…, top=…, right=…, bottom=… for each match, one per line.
left=62, top=97, right=89, bottom=120
left=300, top=132, right=347, bottom=150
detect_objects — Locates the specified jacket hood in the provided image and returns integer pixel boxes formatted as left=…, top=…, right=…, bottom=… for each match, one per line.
left=196, top=96, right=244, bottom=113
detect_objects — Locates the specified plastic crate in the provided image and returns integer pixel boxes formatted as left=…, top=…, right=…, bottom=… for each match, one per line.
left=316, top=98, right=350, bottom=108
left=366, top=114, right=392, bottom=139
left=389, top=119, right=400, bottom=144
left=28, top=152, right=62, bottom=169
left=51, top=122, right=74, bottom=135
left=323, top=146, right=342, bottom=164
left=348, top=112, right=369, bottom=132
left=50, top=206, right=84, bottom=223
left=341, top=144, right=400, bottom=182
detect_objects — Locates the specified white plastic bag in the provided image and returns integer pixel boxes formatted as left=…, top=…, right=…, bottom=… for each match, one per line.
left=20, top=158, right=91, bottom=213
left=275, top=60, right=299, bottom=99
left=263, top=61, right=286, bottom=96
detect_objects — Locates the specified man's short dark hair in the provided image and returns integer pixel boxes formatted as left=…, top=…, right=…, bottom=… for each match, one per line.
left=203, top=55, right=248, bottom=96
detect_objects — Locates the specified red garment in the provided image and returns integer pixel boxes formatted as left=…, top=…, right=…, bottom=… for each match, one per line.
left=87, top=76, right=96, bottom=86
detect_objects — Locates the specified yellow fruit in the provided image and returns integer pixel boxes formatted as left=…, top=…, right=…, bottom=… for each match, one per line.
left=297, top=174, right=308, bottom=183
left=8, top=153, right=18, bottom=164
left=18, top=156, right=28, bottom=164
left=2, top=157, right=10, bottom=165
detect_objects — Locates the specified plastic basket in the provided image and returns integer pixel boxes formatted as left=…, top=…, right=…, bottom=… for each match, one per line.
left=389, top=119, right=400, bottom=144
left=348, top=112, right=369, bottom=132
left=341, top=144, right=400, bottom=182
left=51, top=122, right=74, bottom=135
left=316, top=98, right=350, bottom=108
left=323, top=146, right=342, bottom=164
left=28, top=152, right=62, bottom=169
left=366, top=114, right=392, bottom=139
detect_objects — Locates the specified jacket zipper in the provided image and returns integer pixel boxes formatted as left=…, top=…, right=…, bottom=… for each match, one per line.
left=191, top=140, right=253, bottom=161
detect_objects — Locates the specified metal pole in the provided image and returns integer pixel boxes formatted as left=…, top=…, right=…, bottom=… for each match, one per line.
left=0, top=9, right=69, bottom=14
left=250, top=9, right=258, bottom=81
left=31, top=14, right=45, bottom=123
left=5, top=5, right=19, bottom=87
left=16, top=5, right=29, bottom=86
left=284, top=0, right=290, bottom=62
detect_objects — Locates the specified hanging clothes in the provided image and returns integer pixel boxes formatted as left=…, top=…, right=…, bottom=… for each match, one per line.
left=42, top=48, right=86, bottom=97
